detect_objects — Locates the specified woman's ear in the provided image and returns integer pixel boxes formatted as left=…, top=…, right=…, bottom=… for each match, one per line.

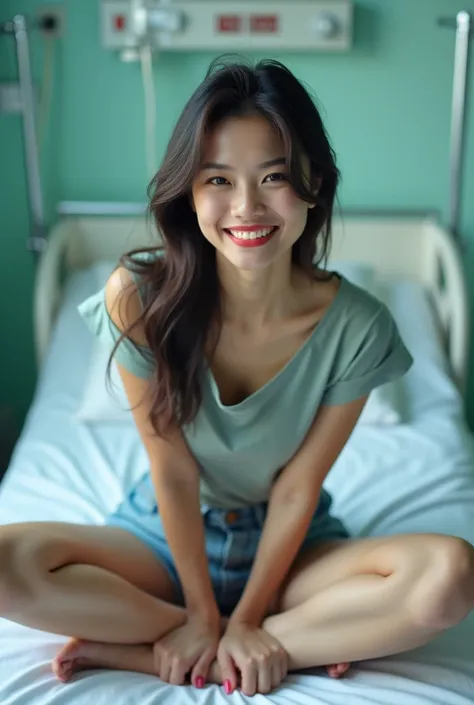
left=189, top=192, right=196, bottom=212
left=308, top=177, right=322, bottom=209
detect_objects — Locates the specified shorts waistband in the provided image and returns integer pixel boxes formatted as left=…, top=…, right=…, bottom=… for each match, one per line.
left=200, top=503, right=267, bottom=530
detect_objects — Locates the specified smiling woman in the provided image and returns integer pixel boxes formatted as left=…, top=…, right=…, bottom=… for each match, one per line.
left=191, top=117, right=316, bottom=268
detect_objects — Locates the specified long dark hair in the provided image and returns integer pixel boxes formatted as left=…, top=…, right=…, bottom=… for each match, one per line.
left=112, top=56, right=340, bottom=435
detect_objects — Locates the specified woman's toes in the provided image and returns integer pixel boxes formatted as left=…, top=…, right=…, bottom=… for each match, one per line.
left=326, top=662, right=351, bottom=678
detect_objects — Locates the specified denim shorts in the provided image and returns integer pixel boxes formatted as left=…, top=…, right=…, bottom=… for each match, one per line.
left=106, top=473, right=349, bottom=616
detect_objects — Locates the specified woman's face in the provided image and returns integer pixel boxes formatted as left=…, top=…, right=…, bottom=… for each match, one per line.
left=191, top=114, right=315, bottom=271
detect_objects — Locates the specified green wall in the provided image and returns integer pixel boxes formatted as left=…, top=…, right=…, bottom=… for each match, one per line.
left=1, top=0, right=474, bottom=443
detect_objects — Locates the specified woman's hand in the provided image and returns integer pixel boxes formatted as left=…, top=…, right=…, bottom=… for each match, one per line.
left=153, top=613, right=220, bottom=687
left=217, top=621, right=288, bottom=696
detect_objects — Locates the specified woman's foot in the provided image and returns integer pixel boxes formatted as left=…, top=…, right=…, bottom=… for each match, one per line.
left=326, top=662, right=350, bottom=678
left=52, top=638, right=155, bottom=683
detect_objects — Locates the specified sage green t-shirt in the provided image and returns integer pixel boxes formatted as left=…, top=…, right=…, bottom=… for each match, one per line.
left=78, top=264, right=413, bottom=509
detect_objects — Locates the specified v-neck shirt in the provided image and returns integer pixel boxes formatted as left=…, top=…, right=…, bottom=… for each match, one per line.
left=79, top=258, right=413, bottom=508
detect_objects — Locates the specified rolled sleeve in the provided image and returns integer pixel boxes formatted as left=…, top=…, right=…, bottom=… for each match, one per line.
left=322, top=305, right=413, bottom=406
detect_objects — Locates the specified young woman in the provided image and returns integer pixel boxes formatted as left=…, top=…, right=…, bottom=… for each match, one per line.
left=1, top=58, right=473, bottom=698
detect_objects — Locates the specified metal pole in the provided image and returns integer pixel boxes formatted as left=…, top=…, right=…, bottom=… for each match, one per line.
left=439, top=11, right=473, bottom=242
left=13, top=15, right=47, bottom=256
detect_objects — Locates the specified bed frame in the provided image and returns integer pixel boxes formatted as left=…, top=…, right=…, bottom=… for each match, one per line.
left=34, top=213, right=470, bottom=394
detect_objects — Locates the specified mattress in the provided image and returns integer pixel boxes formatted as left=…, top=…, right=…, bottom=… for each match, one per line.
left=0, top=266, right=473, bottom=705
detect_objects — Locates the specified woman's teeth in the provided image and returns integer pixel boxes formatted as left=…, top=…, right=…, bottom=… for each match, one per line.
left=227, top=227, right=276, bottom=240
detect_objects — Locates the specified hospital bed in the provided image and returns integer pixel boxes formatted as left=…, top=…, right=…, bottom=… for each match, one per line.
left=0, top=212, right=473, bottom=705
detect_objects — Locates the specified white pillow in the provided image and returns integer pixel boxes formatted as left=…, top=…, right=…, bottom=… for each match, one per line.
left=76, top=342, right=132, bottom=422
left=383, top=279, right=463, bottom=422
left=76, top=260, right=402, bottom=425
left=75, top=260, right=133, bottom=423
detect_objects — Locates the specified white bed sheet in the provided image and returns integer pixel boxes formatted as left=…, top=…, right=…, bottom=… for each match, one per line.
left=0, top=267, right=473, bottom=705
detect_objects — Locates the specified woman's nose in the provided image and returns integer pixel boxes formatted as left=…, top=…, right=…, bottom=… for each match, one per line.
left=230, top=185, right=264, bottom=219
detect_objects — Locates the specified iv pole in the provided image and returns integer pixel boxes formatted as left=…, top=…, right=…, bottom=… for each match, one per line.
left=438, top=10, right=473, bottom=244
left=1, top=15, right=47, bottom=257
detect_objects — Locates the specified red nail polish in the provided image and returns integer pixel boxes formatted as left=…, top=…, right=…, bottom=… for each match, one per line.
left=224, top=679, right=232, bottom=694
left=195, top=676, right=204, bottom=688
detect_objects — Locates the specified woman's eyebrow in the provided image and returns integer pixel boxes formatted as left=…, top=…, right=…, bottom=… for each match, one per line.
left=201, top=157, right=287, bottom=170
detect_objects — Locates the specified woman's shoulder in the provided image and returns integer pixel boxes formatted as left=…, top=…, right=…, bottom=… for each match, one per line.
left=105, top=248, right=164, bottom=340
left=104, top=265, right=148, bottom=346
left=332, top=271, right=386, bottom=324
left=310, top=268, right=384, bottom=332
left=77, top=261, right=156, bottom=380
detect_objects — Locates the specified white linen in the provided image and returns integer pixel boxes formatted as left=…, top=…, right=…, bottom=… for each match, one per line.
left=0, top=266, right=473, bottom=705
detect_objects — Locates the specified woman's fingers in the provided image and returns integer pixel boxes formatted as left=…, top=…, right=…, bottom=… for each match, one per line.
left=257, top=656, right=273, bottom=694
left=240, top=658, right=258, bottom=696
left=217, top=647, right=238, bottom=694
left=278, top=645, right=288, bottom=684
left=190, top=648, right=214, bottom=687
left=169, top=656, right=190, bottom=686
left=158, top=656, right=170, bottom=684
left=271, top=658, right=284, bottom=689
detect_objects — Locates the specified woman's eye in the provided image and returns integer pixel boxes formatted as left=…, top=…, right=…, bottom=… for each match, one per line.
left=207, top=176, right=229, bottom=186
left=264, top=172, right=287, bottom=183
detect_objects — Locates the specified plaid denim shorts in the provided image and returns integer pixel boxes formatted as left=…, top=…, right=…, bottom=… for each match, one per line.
left=106, top=472, right=349, bottom=616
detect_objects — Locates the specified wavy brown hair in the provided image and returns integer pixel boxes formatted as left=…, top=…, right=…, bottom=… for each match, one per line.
left=110, top=56, right=340, bottom=435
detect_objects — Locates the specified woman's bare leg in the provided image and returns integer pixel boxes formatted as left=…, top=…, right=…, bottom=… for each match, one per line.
left=49, top=533, right=474, bottom=685
left=55, top=530, right=465, bottom=683
left=12, top=524, right=469, bottom=685
left=262, top=533, right=474, bottom=669
left=49, top=532, right=474, bottom=685
left=0, top=522, right=187, bottom=642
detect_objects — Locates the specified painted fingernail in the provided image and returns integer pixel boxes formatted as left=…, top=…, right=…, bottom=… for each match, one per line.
left=224, top=679, right=232, bottom=694
left=195, top=676, right=205, bottom=688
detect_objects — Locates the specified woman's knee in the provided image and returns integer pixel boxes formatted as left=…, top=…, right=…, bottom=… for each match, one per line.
left=408, top=535, right=474, bottom=630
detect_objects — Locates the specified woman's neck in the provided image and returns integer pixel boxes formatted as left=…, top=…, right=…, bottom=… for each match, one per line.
left=216, top=252, right=300, bottom=329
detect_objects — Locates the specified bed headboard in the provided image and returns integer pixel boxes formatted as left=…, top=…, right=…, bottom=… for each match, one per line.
left=34, top=214, right=470, bottom=394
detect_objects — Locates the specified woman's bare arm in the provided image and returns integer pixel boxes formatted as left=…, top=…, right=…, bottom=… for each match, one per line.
left=105, top=267, right=219, bottom=623
left=230, top=396, right=368, bottom=626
